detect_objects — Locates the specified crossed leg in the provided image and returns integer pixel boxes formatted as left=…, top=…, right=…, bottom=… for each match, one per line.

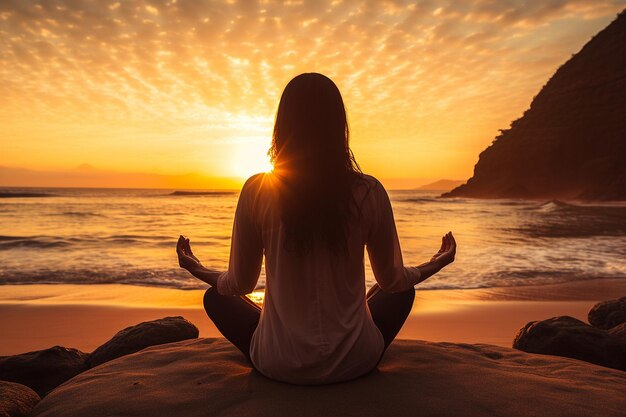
left=366, top=283, right=415, bottom=350
left=203, top=282, right=414, bottom=365
left=203, top=286, right=260, bottom=363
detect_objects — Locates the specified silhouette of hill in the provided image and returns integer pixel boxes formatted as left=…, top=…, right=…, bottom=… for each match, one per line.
left=444, top=11, right=626, bottom=201
left=417, top=179, right=465, bottom=191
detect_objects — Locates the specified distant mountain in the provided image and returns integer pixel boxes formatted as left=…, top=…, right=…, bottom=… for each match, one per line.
left=417, top=179, right=465, bottom=191
left=379, top=177, right=438, bottom=190
left=444, top=11, right=626, bottom=201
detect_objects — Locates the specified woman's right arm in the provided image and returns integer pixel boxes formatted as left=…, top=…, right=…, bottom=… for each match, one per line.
left=176, top=235, right=222, bottom=287
left=366, top=180, right=456, bottom=292
left=176, top=175, right=264, bottom=293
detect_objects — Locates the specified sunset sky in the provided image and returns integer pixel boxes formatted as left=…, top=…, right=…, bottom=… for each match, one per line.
left=1, top=0, right=623, bottom=188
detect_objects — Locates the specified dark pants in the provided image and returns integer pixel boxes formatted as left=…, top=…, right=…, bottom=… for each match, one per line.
left=203, top=283, right=415, bottom=365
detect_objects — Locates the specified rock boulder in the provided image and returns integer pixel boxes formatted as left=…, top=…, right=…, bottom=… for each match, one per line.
left=0, top=347, right=88, bottom=397
left=87, top=316, right=199, bottom=368
left=0, top=380, right=40, bottom=417
left=513, top=315, right=626, bottom=371
left=588, top=296, right=626, bottom=329
left=30, top=338, right=626, bottom=417
left=608, top=322, right=626, bottom=343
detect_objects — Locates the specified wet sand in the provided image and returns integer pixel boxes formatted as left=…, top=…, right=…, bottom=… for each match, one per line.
left=1, top=278, right=624, bottom=355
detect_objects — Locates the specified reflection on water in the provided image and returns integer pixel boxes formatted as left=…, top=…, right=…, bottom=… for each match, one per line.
left=0, top=187, right=625, bottom=291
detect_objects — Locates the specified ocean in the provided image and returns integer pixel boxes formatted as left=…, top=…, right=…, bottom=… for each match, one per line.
left=1, top=187, right=625, bottom=291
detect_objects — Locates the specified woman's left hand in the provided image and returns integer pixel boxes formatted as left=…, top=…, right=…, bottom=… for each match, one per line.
left=430, top=231, right=457, bottom=269
left=176, top=235, right=201, bottom=272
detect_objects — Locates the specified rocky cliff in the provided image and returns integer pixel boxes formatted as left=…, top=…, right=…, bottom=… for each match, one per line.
left=444, top=11, right=626, bottom=201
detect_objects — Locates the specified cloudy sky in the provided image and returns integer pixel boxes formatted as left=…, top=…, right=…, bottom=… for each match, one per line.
left=1, top=0, right=623, bottom=187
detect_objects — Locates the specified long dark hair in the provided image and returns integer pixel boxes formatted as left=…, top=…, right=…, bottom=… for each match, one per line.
left=268, top=73, right=365, bottom=257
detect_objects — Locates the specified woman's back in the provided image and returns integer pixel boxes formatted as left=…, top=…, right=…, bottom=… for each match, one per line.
left=216, top=172, right=421, bottom=384
left=178, top=73, right=455, bottom=385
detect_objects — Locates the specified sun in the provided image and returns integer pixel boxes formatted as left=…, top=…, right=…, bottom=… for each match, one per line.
left=232, top=137, right=274, bottom=179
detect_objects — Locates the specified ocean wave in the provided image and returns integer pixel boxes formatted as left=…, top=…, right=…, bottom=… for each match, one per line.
left=0, top=236, right=73, bottom=249
left=103, top=235, right=186, bottom=245
left=50, top=211, right=107, bottom=218
left=395, top=195, right=474, bottom=204
left=107, top=234, right=174, bottom=240
left=416, top=275, right=626, bottom=291
left=528, top=199, right=626, bottom=212
left=496, top=200, right=533, bottom=206
left=2, top=187, right=624, bottom=294
left=2, top=270, right=622, bottom=294
left=399, top=197, right=436, bottom=204
left=0, top=269, right=205, bottom=290
left=0, top=234, right=186, bottom=250
left=510, top=224, right=626, bottom=238
left=511, top=200, right=626, bottom=238
left=532, top=199, right=574, bottom=212
left=0, top=268, right=266, bottom=291
left=168, top=191, right=237, bottom=196
left=0, top=236, right=25, bottom=241
left=0, top=192, right=57, bottom=198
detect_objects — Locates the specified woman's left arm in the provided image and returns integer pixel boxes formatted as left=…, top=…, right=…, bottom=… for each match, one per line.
left=414, top=231, right=457, bottom=284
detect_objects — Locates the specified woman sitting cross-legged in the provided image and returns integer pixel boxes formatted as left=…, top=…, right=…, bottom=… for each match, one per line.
left=177, top=72, right=456, bottom=385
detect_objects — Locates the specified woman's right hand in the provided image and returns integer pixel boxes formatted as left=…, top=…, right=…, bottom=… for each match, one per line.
left=430, top=231, right=456, bottom=269
left=176, top=235, right=202, bottom=272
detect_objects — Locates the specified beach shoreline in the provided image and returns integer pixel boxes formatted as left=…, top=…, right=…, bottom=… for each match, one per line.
left=1, top=278, right=624, bottom=356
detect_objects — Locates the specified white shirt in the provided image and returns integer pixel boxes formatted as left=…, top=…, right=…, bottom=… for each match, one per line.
left=217, top=172, right=421, bottom=384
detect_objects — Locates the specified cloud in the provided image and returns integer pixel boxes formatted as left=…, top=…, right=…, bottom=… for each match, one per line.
left=0, top=0, right=623, bottom=179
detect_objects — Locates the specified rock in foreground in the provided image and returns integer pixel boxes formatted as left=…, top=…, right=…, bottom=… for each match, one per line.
left=609, top=322, right=626, bottom=342
left=32, top=338, right=626, bottom=417
left=0, top=346, right=88, bottom=397
left=513, top=316, right=626, bottom=371
left=87, top=316, right=199, bottom=368
left=588, top=296, right=626, bottom=329
left=0, top=381, right=40, bottom=417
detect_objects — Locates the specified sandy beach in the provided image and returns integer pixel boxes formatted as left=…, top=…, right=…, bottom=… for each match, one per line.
left=2, top=278, right=623, bottom=417
left=2, top=278, right=624, bottom=356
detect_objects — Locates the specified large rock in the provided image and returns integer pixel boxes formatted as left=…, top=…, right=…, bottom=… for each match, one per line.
left=0, top=347, right=88, bottom=397
left=0, top=381, right=40, bottom=417
left=443, top=11, right=626, bottom=201
left=87, top=316, right=199, bottom=368
left=609, top=322, right=626, bottom=343
left=513, top=316, right=626, bottom=371
left=30, top=338, right=626, bottom=417
left=588, top=296, right=626, bottom=329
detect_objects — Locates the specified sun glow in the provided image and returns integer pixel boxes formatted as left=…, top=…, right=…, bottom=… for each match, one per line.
left=231, top=137, right=274, bottom=179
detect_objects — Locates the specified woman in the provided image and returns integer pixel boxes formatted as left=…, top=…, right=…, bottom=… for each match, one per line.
left=177, top=72, right=456, bottom=385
